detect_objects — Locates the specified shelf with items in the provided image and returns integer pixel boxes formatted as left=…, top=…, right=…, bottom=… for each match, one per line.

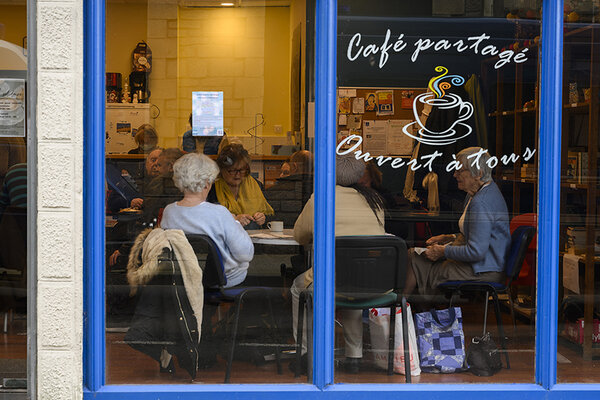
left=559, top=23, right=600, bottom=359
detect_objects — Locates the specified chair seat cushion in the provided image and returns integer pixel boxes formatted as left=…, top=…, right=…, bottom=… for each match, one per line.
left=336, top=292, right=398, bottom=309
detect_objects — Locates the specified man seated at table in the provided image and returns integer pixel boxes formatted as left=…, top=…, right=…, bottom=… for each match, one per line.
left=264, top=150, right=314, bottom=228
left=107, top=147, right=163, bottom=213
left=403, top=147, right=510, bottom=301
left=142, top=148, right=184, bottom=226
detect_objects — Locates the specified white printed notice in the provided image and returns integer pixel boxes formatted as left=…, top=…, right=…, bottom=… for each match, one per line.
left=388, top=119, right=414, bottom=156
left=192, top=91, right=224, bottom=136
left=563, top=254, right=581, bottom=294
left=363, top=120, right=388, bottom=154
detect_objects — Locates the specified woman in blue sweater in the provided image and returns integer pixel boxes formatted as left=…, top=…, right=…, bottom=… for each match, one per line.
left=404, top=147, right=511, bottom=298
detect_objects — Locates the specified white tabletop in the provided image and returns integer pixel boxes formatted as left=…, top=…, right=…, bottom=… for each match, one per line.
left=247, top=228, right=299, bottom=246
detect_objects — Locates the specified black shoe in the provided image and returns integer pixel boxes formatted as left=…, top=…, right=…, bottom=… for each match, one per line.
left=341, top=357, right=361, bottom=374
left=289, top=354, right=308, bottom=375
left=159, top=358, right=175, bottom=374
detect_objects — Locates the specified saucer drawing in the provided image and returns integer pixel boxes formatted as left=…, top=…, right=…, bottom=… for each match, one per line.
left=402, top=120, right=472, bottom=146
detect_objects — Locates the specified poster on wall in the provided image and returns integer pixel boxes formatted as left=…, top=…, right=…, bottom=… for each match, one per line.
left=192, top=91, right=224, bottom=136
left=376, top=90, right=394, bottom=116
left=0, top=79, right=25, bottom=137
left=365, top=93, right=377, bottom=111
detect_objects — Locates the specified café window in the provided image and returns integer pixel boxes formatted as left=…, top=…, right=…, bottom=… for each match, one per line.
left=334, top=0, right=541, bottom=383
left=104, top=0, right=315, bottom=384
left=0, top=0, right=28, bottom=393
left=558, top=2, right=600, bottom=383
left=94, top=0, right=600, bottom=391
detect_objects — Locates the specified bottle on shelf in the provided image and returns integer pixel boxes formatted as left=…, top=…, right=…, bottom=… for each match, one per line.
left=121, top=77, right=131, bottom=103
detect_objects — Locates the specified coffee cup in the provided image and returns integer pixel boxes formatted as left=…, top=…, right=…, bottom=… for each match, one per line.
left=267, top=221, right=284, bottom=232
left=414, top=92, right=473, bottom=135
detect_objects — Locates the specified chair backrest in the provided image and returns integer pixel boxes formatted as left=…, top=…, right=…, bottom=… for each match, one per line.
left=335, top=235, right=407, bottom=299
left=185, top=234, right=227, bottom=288
left=504, top=226, right=536, bottom=284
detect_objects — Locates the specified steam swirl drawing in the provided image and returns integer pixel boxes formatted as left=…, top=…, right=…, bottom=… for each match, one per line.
left=402, top=66, right=473, bottom=146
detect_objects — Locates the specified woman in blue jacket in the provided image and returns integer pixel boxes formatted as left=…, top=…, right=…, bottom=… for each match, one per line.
left=404, top=147, right=511, bottom=298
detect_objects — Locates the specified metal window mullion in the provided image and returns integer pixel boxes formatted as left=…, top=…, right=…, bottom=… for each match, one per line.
left=83, top=0, right=106, bottom=391
left=537, top=0, right=563, bottom=389
left=313, top=0, right=337, bottom=389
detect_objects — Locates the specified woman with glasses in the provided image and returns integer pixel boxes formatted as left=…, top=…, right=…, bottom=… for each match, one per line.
left=209, top=143, right=274, bottom=229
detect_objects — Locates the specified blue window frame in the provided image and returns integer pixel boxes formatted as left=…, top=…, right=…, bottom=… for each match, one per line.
left=83, top=0, right=600, bottom=398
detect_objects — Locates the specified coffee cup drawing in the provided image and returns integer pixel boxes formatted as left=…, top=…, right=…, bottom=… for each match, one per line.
left=402, top=66, right=474, bottom=146
left=267, top=221, right=284, bottom=233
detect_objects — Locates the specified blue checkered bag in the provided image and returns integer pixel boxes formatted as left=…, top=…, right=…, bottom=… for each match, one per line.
left=414, top=307, right=467, bottom=373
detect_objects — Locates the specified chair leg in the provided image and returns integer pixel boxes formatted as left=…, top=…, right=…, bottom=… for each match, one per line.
left=507, top=287, right=517, bottom=333
left=401, top=297, right=412, bottom=384
left=491, top=290, right=510, bottom=369
left=225, top=294, right=245, bottom=383
left=265, top=289, right=282, bottom=375
left=295, top=291, right=306, bottom=378
left=483, top=291, right=489, bottom=336
left=306, top=293, right=313, bottom=383
left=388, top=305, right=396, bottom=376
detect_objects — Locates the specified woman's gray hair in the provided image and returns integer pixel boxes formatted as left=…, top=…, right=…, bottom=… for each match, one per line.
left=456, top=147, right=493, bottom=182
left=172, top=153, right=220, bottom=194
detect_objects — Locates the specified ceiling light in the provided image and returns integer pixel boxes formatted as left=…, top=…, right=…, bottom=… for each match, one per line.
left=221, top=2, right=234, bottom=5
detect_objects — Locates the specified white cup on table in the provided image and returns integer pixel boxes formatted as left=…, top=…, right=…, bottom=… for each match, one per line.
left=267, top=221, right=284, bottom=233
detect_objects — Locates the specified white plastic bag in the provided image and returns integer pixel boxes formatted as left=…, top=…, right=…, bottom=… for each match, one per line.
left=369, top=304, right=421, bottom=376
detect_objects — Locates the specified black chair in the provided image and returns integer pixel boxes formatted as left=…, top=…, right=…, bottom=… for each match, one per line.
left=186, top=234, right=283, bottom=383
left=296, top=235, right=412, bottom=383
left=437, top=225, right=536, bottom=369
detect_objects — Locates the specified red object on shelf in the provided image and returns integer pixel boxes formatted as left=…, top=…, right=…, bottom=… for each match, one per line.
left=563, top=318, right=600, bottom=345
left=510, top=213, right=537, bottom=286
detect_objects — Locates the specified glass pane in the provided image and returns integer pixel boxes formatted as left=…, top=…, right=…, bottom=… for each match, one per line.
left=335, top=0, right=539, bottom=383
left=557, top=4, right=600, bottom=382
left=105, top=0, right=314, bottom=384
left=0, top=0, right=28, bottom=391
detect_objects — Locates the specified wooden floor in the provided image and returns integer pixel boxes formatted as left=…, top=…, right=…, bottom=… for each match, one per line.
left=2, top=305, right=600, bottom=385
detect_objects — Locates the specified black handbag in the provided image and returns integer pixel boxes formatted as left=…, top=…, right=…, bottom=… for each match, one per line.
left=466, top=333, right=502, bottom=376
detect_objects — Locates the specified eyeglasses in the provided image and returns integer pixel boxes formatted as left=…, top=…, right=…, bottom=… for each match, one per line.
left=225, top=168, right=247, bottom=176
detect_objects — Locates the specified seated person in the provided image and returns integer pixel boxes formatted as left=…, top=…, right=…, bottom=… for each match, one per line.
left=161, top=153, right=254, bottom=288
left=0, top=162, right=26, bottom=220
left=142, top=148, right=185, bottom=225
left=107, top=147, right=162, bottom=213
left=264, top=150, right=314, bottom=228
left=290, top=154, right=386, bottom=374
left=208, top=143, right=274, bottom=229
left=279, top=157, right=291, bottom=178
left=128, top=124, right=159, bottom=154
left=404, top=147, right=511, bottom=299
left=182, top=113, right=225, bottom=155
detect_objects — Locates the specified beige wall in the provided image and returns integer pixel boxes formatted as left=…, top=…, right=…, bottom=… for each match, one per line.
left=104, top=3, right=292, bottom=150
left=0, top=5, right=26, bottom=46
left=105, top=3, right=148, bottom=81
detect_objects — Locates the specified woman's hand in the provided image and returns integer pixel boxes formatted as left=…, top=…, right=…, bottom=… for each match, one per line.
left=426, top=234, right=454, bottom=246
left=109, top=250, right=121, bottom=266
left=130, top=198, right=144, bottom=209
left=235, top=214, right=254, bottom=226
left=424, top=244, right=445, bottom=261
left=253, top=212, right=266, bottom=226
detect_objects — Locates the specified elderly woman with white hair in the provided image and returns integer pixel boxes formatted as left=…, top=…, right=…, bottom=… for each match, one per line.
left=404, top=147, right=511, bottom=297
left=160, top=153, right=254, bottom=288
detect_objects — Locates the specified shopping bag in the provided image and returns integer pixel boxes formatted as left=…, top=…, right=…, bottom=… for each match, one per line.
left=414, top=307, right=467, bottom=373
left=369, top=305, right=421, bottom=376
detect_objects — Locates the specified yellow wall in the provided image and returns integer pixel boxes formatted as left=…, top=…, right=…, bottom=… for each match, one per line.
left=0, top=6, right=27, bottom=47
left=177, top=6, right=291, bottom=140
left=105, top=3, right=293, bottom=150
left=105, top=3, right=148, bottom=86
